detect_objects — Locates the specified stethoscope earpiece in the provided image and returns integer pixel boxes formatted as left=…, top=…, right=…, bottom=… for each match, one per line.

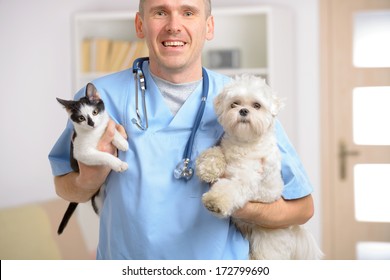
left=132, top=57, right=209, bottom=181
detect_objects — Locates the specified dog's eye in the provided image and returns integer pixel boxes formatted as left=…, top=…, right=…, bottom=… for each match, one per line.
left=231, top=101, right=240, bottom=108
left=253, top=103, right=261, bottom=110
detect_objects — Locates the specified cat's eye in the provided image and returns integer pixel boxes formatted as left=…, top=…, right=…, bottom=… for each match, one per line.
left=78, top=116, right=86, bottom=122
left=92, top=109, right=99, bottom=116
left=253, top=103, right=261, bottom=110
left=231, top=101, right=240, bottom=108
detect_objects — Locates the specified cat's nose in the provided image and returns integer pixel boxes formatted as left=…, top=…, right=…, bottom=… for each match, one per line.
left=239, top=108, right=249, bottom=117
left=87, top=116, right=95, bottom=127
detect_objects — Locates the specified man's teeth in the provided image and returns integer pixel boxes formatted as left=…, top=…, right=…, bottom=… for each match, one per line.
left=163, top=41, right=185, bottom=47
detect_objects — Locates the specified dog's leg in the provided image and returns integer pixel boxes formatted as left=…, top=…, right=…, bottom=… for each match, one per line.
left=249, top=227, right=296, bottom=260
left=196, top=146, right=226, bottom=183
left=202, top=178, right=251, bottom=218
left=291, top=226, right=324, bottom=259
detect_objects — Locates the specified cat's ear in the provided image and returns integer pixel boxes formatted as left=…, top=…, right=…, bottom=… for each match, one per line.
left=56, top=98, right=76, bottom=110
left=85, top=83, right=101, bottom=102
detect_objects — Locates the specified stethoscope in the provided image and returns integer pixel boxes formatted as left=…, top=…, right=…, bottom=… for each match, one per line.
left=131, top=57, right=209, bottom=180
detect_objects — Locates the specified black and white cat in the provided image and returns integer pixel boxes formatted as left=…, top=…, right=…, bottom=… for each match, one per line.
left=56, top=82, right=128, bottom=234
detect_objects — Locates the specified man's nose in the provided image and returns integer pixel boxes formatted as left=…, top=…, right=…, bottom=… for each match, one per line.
left=166, top=14, right=182, bottom=33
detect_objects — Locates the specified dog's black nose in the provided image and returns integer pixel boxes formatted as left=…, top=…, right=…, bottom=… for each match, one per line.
left=239, top=108, right=249, bottom=116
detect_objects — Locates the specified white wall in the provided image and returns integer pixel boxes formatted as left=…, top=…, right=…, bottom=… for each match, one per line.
left=0, top=0, right=134, bottom=209
left=0, top=0, right=321, bottom=244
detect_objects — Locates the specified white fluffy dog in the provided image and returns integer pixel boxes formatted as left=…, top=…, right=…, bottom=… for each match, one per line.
left=196, top=75, right=323, bottom=259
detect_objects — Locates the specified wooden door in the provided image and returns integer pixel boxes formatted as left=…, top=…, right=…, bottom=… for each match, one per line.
left=321, top=0, right=390, bottom=259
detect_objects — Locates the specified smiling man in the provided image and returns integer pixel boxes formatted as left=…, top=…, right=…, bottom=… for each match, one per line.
left=136, top=0, right=214, bottom=83
left=49, top=0, right=315, bottom=259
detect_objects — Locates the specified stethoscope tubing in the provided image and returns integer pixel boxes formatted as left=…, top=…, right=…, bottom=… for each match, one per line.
left=132, top=57, right=149, bottom=130
left=183, top=67, right=209, bottom=161
left=132, top=57, right=209, bottom=180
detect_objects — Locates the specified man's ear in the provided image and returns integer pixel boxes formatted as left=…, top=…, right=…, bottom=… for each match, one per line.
left=135, top=12, right=145, bottom=39
left=206, top=15, right=215, bottom=41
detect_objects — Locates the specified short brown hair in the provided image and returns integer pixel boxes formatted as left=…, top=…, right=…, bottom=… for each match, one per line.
left=139, top=0, right=211, bottom=17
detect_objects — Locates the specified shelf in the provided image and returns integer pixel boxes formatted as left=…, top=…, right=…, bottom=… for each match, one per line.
left=72, top=7, right=276, bottom=90
left=71, top=5, right=296, bottom=149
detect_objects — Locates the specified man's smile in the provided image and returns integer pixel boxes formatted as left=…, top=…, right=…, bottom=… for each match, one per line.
left=162, top=41, right=187, bottom=47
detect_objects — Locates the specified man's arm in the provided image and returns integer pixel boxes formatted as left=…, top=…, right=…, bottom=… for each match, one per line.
left=54, top=164, right=111, bottom=203
left=232, top=194, right=314, bottom=229
left=54, top=120, right=127, bottom=203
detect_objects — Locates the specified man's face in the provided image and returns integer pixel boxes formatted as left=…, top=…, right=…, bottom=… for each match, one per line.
left=136, top=0, right=214, bottom=81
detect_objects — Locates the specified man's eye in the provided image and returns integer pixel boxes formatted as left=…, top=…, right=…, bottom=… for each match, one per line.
left=155, top=10, right=166, bottom=16
left=184, top=11, right=194, bottom=17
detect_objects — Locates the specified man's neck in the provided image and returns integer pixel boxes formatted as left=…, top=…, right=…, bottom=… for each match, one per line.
left=149, top=62, right=203, bottom=84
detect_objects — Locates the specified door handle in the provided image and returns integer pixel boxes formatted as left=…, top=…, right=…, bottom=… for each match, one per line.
left=339, top=141, right=360, bottom=180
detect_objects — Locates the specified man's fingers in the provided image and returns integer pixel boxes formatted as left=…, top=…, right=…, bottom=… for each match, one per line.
left=102, top=120, right=116, bottom=140
left=97, top=120, right=116, bottom=153
left=97, top=119, right=128, bottom=153
left=116, top=123, right=127, bottom=139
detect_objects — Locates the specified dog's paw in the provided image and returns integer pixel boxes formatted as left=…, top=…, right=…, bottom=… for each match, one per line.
left=196, top=147, right=226, bottom=183
left=202, top=191, right=234, bottom=218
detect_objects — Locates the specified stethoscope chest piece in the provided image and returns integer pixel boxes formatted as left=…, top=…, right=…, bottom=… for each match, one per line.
left=174, top=158, right=194, bottom=180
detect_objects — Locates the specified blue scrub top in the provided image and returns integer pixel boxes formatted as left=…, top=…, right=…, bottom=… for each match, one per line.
left=48, top=62, right=313, bottom=259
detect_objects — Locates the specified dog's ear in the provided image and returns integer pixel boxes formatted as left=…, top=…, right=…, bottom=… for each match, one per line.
left=213, top=91, right=225, bottom=116
left=270, top=94, right=285, bottom=116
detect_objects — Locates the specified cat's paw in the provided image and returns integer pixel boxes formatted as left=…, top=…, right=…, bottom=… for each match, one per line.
left=118, top=161, right=128, bottom=172
left=111, top=160, right=128, bottom=172
left=113, top=131, right=129, bottom=151
left=117, top=141, right=129, bottom=152
left=113, top=138, right=129, bottom=152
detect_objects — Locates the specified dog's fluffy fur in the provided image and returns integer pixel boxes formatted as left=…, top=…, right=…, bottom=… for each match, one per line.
left=196, top=75, right=323, bottom=259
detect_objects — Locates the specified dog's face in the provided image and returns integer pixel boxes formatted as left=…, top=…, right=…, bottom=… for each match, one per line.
left=214, top=75, right=283, bottom=142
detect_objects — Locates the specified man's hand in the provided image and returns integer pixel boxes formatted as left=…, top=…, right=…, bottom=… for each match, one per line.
left=54, top=119, right=128, bottom=202
left=77, top=119, right=128, bottom=189
left=232, top=195, right=314, bottom=229
left=98, top=119, right=128, bottom=154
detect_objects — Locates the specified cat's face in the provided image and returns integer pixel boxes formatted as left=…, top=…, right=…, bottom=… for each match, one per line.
left=57, top=83, right=106, bottom=130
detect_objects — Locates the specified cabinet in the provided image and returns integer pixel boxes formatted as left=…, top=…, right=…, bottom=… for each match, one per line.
left=72, top=6, right=295, bottom=137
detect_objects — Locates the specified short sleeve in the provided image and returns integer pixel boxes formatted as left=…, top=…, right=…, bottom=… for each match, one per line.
left=275, top=120, right=313, bottom=199
left=48, top=87, right=86, bottom=176
left=48, top=119, right=74, bottom=176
